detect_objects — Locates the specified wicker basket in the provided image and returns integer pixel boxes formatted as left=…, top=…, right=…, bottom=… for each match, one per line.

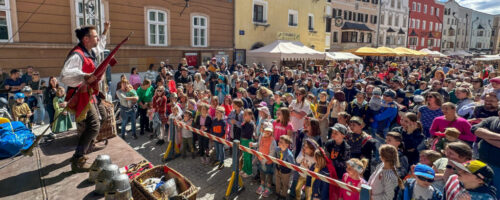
left=132, top=165, right=199, bottom=200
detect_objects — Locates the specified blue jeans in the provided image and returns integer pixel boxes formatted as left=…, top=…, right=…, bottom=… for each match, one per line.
left=214, top=141, right=224, bottom=162
left=120, top=106, right=136, bottom=137
left=33, top=95, right=45, bottom=124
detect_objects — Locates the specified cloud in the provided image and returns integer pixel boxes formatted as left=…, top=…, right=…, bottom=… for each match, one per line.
left=454, top=0, right=500, bottom=15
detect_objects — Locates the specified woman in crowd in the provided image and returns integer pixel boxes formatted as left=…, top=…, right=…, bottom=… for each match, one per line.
left=43, top=76, right=58, bottom=126
left=417, top=92, right=443, bottom=137
left=429, top=102, right=475, bottom=145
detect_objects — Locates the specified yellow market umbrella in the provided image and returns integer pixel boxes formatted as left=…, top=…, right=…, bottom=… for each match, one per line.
left=376, top=47, right=402, bottom=56
left=394, top=47, right=420, bottom=56
left=408, top=49, right=427, bottom=56
left=349, top=47, right=381, bottom=56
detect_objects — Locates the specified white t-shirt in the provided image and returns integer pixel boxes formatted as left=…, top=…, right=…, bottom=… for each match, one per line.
left=413, top=183, right=434, bottom=200
left=289, top=99, right=311, bottom=131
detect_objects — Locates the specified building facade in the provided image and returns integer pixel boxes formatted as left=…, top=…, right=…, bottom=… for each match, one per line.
left=234, top=0, right=328, bottom=61
left=441, top=0, right=470, bottom=53
left=407, top=0, right=444, bottom=51
left=0, top=0, right=234, bottom=77
left=329, top=0, right=379, bottom=51
left=492, top=15, right=500, bottom=54
left=378, top=0, right=409, bottom=48
left=469, top=10, right=494, bottom=54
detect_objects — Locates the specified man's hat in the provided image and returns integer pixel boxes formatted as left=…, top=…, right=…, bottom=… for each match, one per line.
left=451, top=160, right=494, bottom=184
left=330, top=123, right=348, bottom=135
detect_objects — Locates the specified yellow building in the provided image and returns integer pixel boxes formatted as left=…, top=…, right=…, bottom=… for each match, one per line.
left=234, top=0, right=330, bottom=63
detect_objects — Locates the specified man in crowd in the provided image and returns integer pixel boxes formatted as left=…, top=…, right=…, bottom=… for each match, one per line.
left=343, top=78, right=359, bottom=103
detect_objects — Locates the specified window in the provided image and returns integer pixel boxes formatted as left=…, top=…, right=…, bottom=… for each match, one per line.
left=403, top=16, right=407, bottom=28
left=417, top=3, right=421, bottom=12
left=478, top=30, right=484, bottom=37
left=424, top=5, right=427, bottom=14
left=435, top=23, right=438, bottom=31
left=147, top=9, right=168, bottom=46
left=348, top=11, right=352, bottom=21
left=395, top=15, right=399, bottom=27
left=381, top=13, right=385, bottom=25
left=431, top=6, right=434, bottom=15
left=253, top=1, right=268, bottom=23
left=439, top=23, right=442, bottom=31
left=436, top=8, right=439, bottom=16
left=422, top=20, right=426, bottom=31
left=397, top=0, right=401, bottom=9
left=326, top=17, right=331, bottom=32
left=429, top=22, right=433, bottom=31
left=344, top=11, right=347, bottom=20
left=341, top=31, right=358, bottom=43
left=308, top=14, right=314, bottom=31
left=412, top=2, right=416, bottom=11
left=409, top=37, right=417, bottom=45
left=411, top=19, right=415, bottom=28
left=288, top=10, right=298, bottom=27
left=386, top=36, right=391, bottom=45
left=388, top=14, right=392, bottom=26
left=416, top=19, right=420, bottom=29
left=421, top=37, right=425, bottom=46
left=338, top=9, right=342, bottom=18
left=333, top=31, right=338, bottom=43
left=360, top=32, right=364, bottom=43
left=192, top=15, right=207, bottom=47
left=367, top=33, right=372, bottom=43
left=75, top=0, right=105, bottom=29
left=447, top=18, right=450, bottom=25
left=373, top=15, right=378, bottom=24
left=476, top=42, right=482, bottom=48
left=391, top=0, right=395, bottom=8
left=0, top=0, right=11, bottom=41
left=332, top=8, right=337, bottom=18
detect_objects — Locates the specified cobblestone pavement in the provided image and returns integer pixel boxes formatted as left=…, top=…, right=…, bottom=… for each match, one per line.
left=124, top=130, right=277, bottom=200
left=32, top=123, right=277, bottom=200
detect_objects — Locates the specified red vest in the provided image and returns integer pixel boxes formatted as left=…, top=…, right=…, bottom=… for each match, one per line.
left=70, top=45, right=96, bottom=74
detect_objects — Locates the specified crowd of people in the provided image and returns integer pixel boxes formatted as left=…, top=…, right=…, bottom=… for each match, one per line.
left=1, top=55, right=500, bottom=200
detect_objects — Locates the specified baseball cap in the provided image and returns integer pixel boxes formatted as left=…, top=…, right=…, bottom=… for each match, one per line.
left=330, top=123, right=348, bottom=135
left=451, top=160, right=494, bottom=184
left=14, top=93, right=25, bottom=100
left=414, top=164, right=435, bottom=179
left=490, top=77, right=500, bottom=84
left=383, top=89, right=396, bottom=99
left=413, top=95, right=425, bottom=103
left=264, top=126, right=273, bottom=132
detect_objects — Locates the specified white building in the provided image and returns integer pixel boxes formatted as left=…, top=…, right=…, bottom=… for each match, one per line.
left=441, top=0, right=470, bottom=52
left=378, top=0, right=409, bottom=47
left=469, top=10, right=494, bottom=54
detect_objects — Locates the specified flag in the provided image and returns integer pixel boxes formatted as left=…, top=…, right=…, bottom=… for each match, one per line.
left=67, top=34, right=131, bottom=122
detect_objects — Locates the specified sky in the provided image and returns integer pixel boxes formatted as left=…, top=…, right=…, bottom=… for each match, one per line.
left=444, top=0, right=500, bottom=15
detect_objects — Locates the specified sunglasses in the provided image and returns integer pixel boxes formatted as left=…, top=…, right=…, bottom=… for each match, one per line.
left=417, top=176, right=434, bottom=183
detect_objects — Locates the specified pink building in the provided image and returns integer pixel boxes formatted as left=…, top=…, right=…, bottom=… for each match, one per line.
left=407, top=0, right=444, bottom=51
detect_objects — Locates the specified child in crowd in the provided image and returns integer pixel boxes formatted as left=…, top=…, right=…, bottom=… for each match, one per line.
left=434, top=127, right=460, bottom=154
left=253, top=124, right=276, bottom=197
left=22, top=86, right=37, bottom=128
left=337, top=112, right=351, bottom=128
left=306, top=149, right=332, bottom=200
left=316, top=92, right=329, bottom=141
left=125, top=83, right=138, bottom=108
left=12, top=93, right=32, bottom=128
left=272, top=107, right=293, bottom=142
left=367, top=144, right=404, bottom=200
left=397, top=164, right=443, bottom=200
left=419, top=150, right=442, bottom=167
left=341, top=158, right=368, bottom=200
left=180, top=112, right=195, bottom=159
left=194, top=103, right=212, bottom=164
left=211, top=106, right=226, bottom=169
left=292, top=139, right=318, bottom=200
left=168, top=104, right=183, bottom=154
left=215, top=75, right=228, bottom=103
left=325, top=123, right=350, bottom=178
left=52, top=86, right=72, bottom=133
left=240, top=108, right=255, bottom=177
left=385, top=132, right=409, bottom=179
left=274, top=135, right=295, bottom=200
left=208, top=96, right=219, bottom=119
left=228, top=98, right=244, bottom=141
left=152, top=85, right=168, bottom=145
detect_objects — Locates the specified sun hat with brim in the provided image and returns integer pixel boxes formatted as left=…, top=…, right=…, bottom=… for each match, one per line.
left=257, top=106, right=270, bottom=116
left=264, top=127, right=273, bottom=132
left=414, top=164, right=435, bottom=179
left=451, top=160, right=494, bottom=184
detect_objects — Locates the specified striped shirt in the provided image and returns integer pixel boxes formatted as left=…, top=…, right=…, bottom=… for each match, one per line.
left=444, top=175, right=466, bottom=200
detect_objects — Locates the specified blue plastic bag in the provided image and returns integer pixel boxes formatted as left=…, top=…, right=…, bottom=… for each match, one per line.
left=0, top=121, right=35, bottom=158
